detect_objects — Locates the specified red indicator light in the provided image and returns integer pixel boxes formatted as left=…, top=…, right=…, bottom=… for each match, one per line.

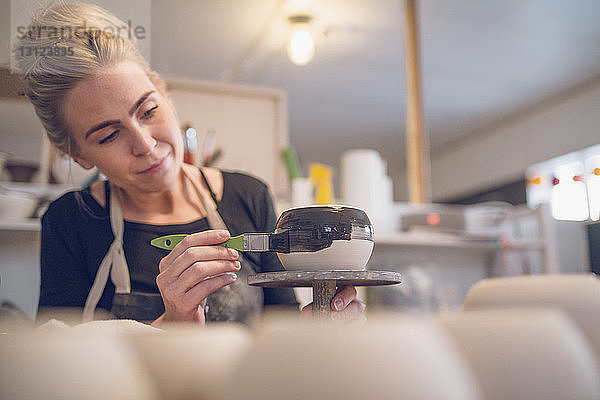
left=552, top=177, right=560, bottom=185
left=426, top=213, right=441, bottom=226
left=573, top=175, right=584, bottom=182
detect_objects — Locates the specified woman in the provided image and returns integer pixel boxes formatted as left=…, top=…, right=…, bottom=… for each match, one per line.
left=15, top=3, right=364, bottom=326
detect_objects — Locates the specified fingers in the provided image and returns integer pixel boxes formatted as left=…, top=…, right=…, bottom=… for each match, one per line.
left=300, top=285, right=357, bottom=314
left=332, top=299, right=366, bottom=321
left=300, top=299, right=366, bottom=321
left=172, top=259, right=241, bottom=293
left=155, top=229, right=242, bottom=323
left=331, top=285, right=358, bottom=312
left=331, top=286, right=366, bottom=321
left=159, top=273, right=238, bottom=322
left=163, top=245, right=240, bottom=278
left=159, top=231, right=238, bottom=277
left=184, top=272, right=238, bottom=307
left=156, top=245, right=240, bottom=301
left=300, top=285, right=366, bottom=322
left=160, top=229, right=230, bottom=269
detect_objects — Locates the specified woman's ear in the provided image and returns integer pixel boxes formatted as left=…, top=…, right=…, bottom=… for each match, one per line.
left=72, top=155, right=95, bottom=170
left=64, top=141, right=94, bottom=170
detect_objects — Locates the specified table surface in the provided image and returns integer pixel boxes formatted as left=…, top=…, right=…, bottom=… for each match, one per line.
left=247, top=270, right=402, bottom=288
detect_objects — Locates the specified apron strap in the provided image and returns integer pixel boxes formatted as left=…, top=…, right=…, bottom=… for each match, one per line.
left=82, top=182, right=131, bottom=322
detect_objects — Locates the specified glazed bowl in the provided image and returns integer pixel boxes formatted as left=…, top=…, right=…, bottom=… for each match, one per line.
left=274, top=205, right=374, bottom=271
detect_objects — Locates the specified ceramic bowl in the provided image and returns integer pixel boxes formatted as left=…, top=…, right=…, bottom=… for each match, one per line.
left=274, top=205, right=374, bottom=271
left=0, top=190, right=38, bottom=219
left=4, top=161, right=39, bottom=183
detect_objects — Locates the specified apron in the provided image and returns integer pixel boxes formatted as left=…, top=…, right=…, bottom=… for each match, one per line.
left=82, top=165, right=263, bottom=323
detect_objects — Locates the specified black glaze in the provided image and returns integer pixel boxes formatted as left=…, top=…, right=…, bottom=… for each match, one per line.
left=270, top=206, right=373, bottom=253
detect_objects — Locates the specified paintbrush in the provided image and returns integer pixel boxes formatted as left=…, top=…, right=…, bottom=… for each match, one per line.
left=150, top=230, right=334, bottom=253
left=150, top=233, right=269, bottom=252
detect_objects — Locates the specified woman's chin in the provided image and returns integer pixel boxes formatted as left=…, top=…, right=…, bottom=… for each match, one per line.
left=137, top=160, right=180, bottom=192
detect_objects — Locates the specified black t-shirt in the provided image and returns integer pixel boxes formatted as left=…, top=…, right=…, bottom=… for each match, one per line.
left=39, top=170, right=298, bottom=321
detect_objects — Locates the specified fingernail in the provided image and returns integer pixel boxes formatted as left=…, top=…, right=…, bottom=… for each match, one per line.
left=228, top=249, right=238, bottom=259
left=334, top=298, right=344, bottom=311
left=218, top=230, right=230, bottom=239
left=228, top=273, right=237, bottom=281
left=234, top=261, right=241, bottom=270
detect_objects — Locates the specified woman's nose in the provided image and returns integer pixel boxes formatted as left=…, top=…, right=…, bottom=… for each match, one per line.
left=130, top=127, right=157, bottom=156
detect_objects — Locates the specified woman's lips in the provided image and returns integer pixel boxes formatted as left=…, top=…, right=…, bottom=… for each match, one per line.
left=139, top=155, right=167, bottom=174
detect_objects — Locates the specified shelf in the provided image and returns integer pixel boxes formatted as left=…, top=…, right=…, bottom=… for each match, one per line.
left=0, top=182, right=74, bottom=232
left=0, top=181, right=76, bottom=197
left=0, top=219, right=40, bottom=231
left=374, top=231, right=546, bottom=254
left=375, top=231, right=500, bottom=250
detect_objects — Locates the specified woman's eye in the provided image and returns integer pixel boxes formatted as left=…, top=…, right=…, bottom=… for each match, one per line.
left=142, top=105, right=158, bottom=119
left=99, top=130, right=119, bottom=144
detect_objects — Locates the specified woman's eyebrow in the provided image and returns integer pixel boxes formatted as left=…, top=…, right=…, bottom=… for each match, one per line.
left=84, top=90, right=156, bottom=139
left=85, top=119, right=119, bottom=139
left=128, top=90, right=155, bottom=116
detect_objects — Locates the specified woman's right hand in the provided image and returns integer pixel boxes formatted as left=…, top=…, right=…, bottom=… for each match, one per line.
left=154, top=230, right=240, bottom=326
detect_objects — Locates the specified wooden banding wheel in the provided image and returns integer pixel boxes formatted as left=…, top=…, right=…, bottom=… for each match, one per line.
left=248, top=270, right=401, bottom=319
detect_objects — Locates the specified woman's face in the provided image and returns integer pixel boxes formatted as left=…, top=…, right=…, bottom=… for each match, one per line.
left=62, top=61, right=184, bottom=194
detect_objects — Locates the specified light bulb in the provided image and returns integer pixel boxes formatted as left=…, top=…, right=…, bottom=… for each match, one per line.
left=287, top=19, right=314, bottom=66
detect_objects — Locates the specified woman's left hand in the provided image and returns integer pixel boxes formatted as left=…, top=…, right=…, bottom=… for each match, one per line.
left=301, top=285, right=366, bottom=321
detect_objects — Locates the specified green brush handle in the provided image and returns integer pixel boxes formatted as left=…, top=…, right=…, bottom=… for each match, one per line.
left=150, top=234, right=244, bottom=251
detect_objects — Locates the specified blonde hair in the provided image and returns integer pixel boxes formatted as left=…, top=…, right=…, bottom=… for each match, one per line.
left=13, top=2, right=159, bottom=154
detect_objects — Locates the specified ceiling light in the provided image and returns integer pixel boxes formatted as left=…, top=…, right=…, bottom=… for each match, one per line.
left=287, top=15, right=314, bottom=66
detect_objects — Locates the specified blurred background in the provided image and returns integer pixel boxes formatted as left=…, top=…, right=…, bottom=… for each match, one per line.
left=1, top=0, right=599, bottom=201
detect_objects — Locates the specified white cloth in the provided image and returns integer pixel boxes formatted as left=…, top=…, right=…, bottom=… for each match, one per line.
left=38, top=318, right=164, bottom=335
